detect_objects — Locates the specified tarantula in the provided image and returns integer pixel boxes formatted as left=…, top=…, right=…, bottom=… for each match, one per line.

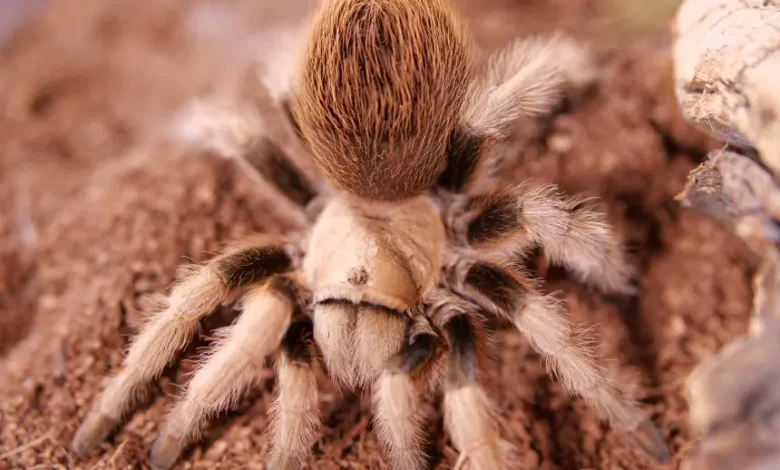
left=71, top=0, right=671, bottom=468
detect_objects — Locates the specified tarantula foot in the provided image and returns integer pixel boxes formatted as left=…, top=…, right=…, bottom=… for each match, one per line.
left=70, top=411, right=118, bottom=457
left=626, top=419, right=672, bottom=464
left=150, top=432, right=184, bottom=470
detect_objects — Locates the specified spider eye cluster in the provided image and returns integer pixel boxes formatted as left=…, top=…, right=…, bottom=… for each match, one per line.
left=292, top=0, right=474, bottom=201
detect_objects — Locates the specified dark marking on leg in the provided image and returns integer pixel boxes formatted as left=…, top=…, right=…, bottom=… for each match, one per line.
left=266, top=275, right=300, bottom=302
left=464, top=262, right=522, bottom=313
left=439, top=126, right=484, bottom=193
left=245, top=138, right=318, bottom=207
left=466, top=194, right=522, bottom=245
left=214, top=246, right=292, bottom=289
left=444, top=315, right=479, bottom=386
left=389, top=334, right=438, bottom=374
left=281, top=316, right=315, bottom=364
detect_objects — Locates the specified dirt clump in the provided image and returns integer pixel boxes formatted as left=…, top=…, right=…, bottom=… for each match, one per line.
left=0, top=0, right=754, bottom=469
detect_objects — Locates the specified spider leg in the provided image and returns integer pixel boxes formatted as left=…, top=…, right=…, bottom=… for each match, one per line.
left=240, top=98, right=331, bottom=220
left=150, top=276, right=305, bottom=469
left=254, top=23, right=332, bottom=206
left=242, top=136, right=320, bottom=209
left=71, top=236, right=297, bottom=457
left=452, top=184, right=636, bottom=295
left=170, top=66, right=326, bottom=222
left=447, top=258, right=671, bottom=464
left=430, top=291, right=507, bottom=470
left=439, top=35, right=572, bottom=194
left=169, top=97, right=309, bottom=229
left=372, top=315, right=442, bottom=470
left=267, top=315, right=321, bottom=470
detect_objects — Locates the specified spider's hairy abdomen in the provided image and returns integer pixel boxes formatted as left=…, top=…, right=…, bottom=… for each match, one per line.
left=293, top=0, right=473, bottom=200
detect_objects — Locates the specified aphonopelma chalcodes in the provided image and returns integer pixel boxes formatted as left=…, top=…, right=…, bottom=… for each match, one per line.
left=71, top=0, right=671, bottom=468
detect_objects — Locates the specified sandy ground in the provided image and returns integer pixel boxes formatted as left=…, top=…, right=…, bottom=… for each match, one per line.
left=0, top=0, right=755, bottom=469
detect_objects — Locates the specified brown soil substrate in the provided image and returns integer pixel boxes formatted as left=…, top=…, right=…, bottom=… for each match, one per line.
left=0, top=0, right=756, bottom=469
